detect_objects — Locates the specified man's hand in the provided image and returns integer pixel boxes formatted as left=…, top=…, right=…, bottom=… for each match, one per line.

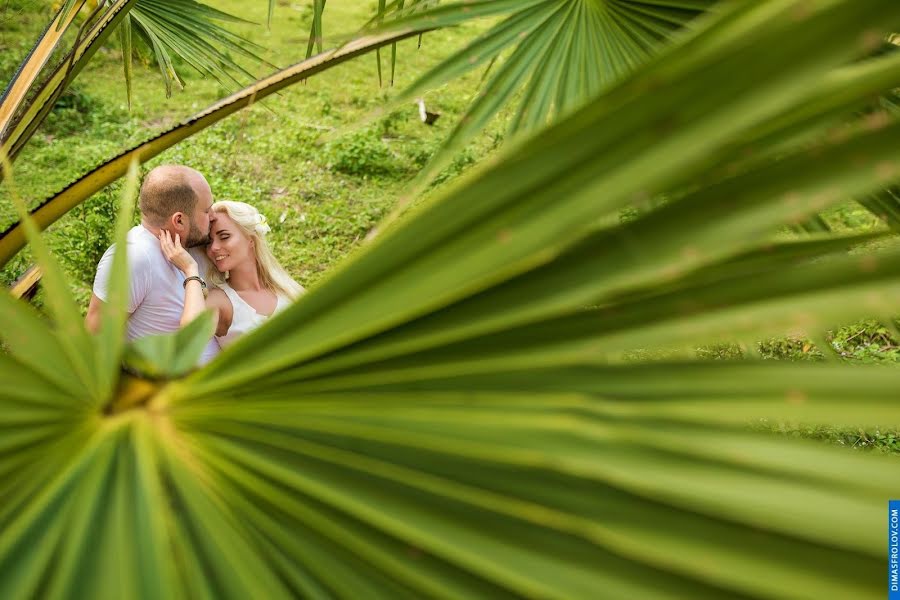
left=159, top=230, right=199, bottom=277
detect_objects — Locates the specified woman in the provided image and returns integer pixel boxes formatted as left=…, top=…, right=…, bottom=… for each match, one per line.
left=160, top=200, right=304, bottom=347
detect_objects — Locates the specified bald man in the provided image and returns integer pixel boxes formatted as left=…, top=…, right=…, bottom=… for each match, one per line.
left=85, top=165, right=219, bottom=363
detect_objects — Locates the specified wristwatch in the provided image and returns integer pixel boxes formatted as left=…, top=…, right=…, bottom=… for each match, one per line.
left=183, top=275, right=208, bottom=299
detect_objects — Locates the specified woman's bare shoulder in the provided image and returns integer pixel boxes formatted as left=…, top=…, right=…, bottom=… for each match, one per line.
left=207, top=287, right=229, bottom=305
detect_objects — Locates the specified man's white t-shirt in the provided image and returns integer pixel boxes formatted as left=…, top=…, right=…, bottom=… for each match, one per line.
left=93, top=225, right=219, bottom=364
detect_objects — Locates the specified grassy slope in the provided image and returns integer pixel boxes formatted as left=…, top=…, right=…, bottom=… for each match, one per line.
left=1, top=0, right=499, bottom=294
left=2, top=0, right=899, bottom=452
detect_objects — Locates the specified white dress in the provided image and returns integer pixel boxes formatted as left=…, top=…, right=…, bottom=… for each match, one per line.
left=217, top=283, right=290, bottom=347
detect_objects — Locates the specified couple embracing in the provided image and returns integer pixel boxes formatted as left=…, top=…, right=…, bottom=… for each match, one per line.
left=85, top=165, right=304, bottom=363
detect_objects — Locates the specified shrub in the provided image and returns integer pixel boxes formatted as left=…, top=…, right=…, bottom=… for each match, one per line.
left=758, top=336, right=825, bottom=361
left=831, top=319, right=900, bottom=362
left=42, top=86, right=125, bottom=137
left=56, top=187, right=121, bottom=287
left=324, top=127, right=397, bottom=177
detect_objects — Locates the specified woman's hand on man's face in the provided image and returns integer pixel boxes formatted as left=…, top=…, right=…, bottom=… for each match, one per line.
left=159, top=230, right=199, bottom=277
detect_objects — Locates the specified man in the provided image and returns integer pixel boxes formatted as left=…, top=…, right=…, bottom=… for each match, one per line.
left=85, top=164, right=219, bottom=363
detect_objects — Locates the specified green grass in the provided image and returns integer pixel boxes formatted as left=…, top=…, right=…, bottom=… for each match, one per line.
left=753, top=420, right=900, bottom=455
left=1, top=0, right=501, bottom=299
left=2, top=0, right=899, bottom=453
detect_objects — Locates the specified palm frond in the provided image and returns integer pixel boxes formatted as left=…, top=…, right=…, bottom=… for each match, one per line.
left=859, top=186, right=900, bottom=231
left=127, top=0, right=273, bottom=98
left=196, top=0, right=900, bottom=390
left=0, top=152, right=100, bottom=403
left=0, top=0, right=272, bottom=168
left=4, top=1, right=900, bottom=597
left=372, top=0, right=715, bottom=182
left=305, top=0, right=327, bottom=59
left=167, top=380, right=897, bottom=599
left=94, top=161, right=139, bottom=400
left=0, top=0, right=87, bottom=140
left=0, top=0, right=139, bottom=165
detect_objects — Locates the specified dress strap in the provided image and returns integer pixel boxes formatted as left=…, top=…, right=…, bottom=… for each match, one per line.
left=275, top=293, right=290, bottom=312
left=220, top=283, right=241, bottom=307
left=221, top=283, right=258, bottom=319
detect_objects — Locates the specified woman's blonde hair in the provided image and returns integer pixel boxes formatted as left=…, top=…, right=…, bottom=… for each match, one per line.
left=206, top=200, right=303, bottom=300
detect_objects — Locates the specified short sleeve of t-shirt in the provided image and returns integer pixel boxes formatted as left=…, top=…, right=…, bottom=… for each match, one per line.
left=92, top=242, right=152, bottom=314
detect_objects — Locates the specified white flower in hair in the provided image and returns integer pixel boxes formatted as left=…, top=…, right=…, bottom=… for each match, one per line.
left=254, top=213, right=271, bottom=236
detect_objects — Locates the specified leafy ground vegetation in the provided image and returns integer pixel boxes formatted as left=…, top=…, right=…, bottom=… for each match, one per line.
left=2, top=0, right=899, bottom=455
left=0, top=0, right=500, bottom=293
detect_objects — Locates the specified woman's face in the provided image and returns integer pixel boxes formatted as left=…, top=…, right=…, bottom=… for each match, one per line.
left=206, top=212, right=253, bottom=273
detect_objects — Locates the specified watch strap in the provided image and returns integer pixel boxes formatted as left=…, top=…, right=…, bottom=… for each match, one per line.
left=183, top=275, right=207, bottom=289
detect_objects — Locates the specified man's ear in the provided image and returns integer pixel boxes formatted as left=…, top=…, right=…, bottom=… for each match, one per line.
left=170, top=211, right=186, bottom=231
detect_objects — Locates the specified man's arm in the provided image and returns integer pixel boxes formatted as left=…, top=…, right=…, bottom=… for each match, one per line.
left=87, top=236, right=149, bottom=334
left=85, top=293, right=105, bottom=334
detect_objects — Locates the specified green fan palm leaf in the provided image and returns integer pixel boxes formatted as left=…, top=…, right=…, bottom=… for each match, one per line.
left=3, top=1, right=900, bottom=598
left=126, top=0, right=272, bottom=98
left=0, top=0, right=88, bottom=140
left=860, top=187, right=900, bottom=230
left=370, top=0, right=716, bottom=181
left=0, top=0, right=139, bottom=165
left=0, top=157, right=101, bottom=401
left=193, top=0, right=900, bottom=392
left=225, top=117, right=900, bottom=387
left=167, top=387, right=895, bottom=598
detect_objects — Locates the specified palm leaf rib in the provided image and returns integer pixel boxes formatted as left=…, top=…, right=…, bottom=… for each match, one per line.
left=118, top=14, right=135, bottom=110
left=0, top=0, right=88, bottom=140
left=0, top=0, right=139, bottom=164
left=0, top=156, right=100, bottom=402
left=94, top=162, right=140, bottom=402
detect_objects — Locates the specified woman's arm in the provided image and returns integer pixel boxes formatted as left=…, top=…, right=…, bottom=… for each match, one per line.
left=159, top=230, right=208, bottom=327
left=206, top=288, right=233, bottom=337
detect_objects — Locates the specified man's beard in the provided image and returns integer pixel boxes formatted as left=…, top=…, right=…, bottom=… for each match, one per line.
left=183, top=221, right=209, bottom=248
